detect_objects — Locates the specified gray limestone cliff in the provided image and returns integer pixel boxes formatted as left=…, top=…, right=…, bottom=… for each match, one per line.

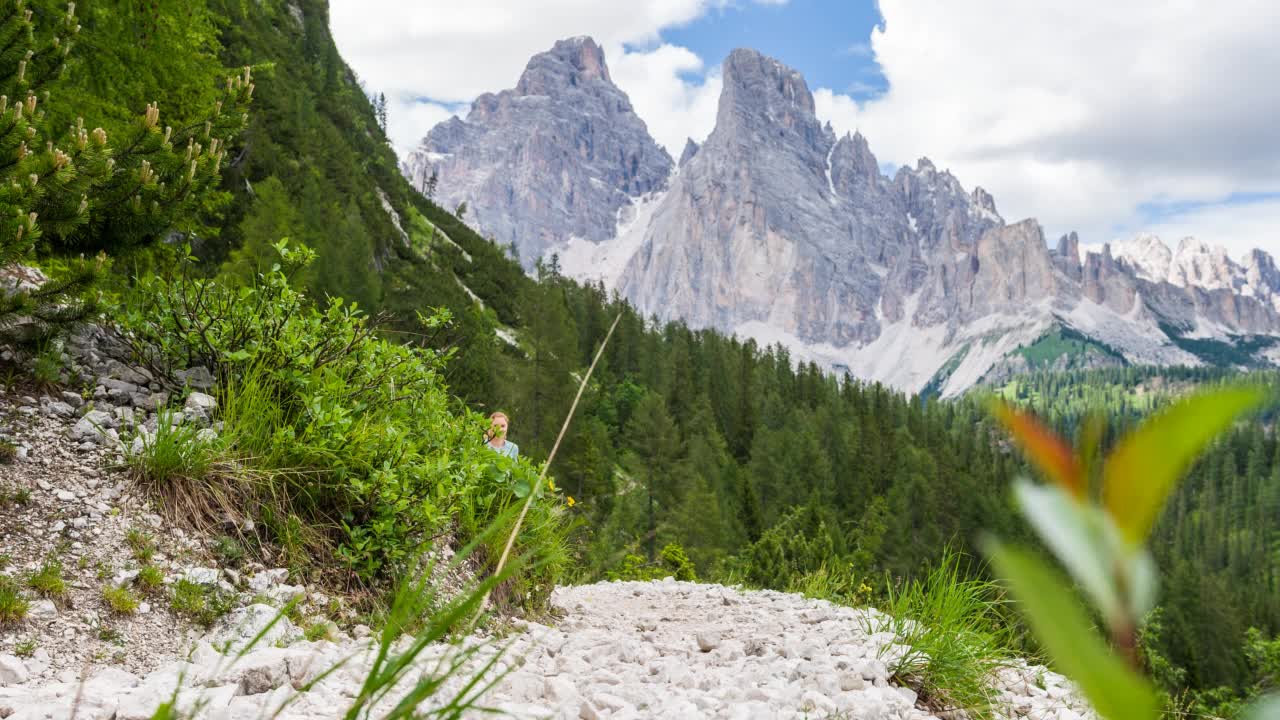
left=401, top=37, right=672, bottom=267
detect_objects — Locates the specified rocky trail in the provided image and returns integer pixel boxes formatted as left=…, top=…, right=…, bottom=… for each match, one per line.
left=0, top=325, right=1094, bottom=719
left=1, top=578, right=1095, bottom=720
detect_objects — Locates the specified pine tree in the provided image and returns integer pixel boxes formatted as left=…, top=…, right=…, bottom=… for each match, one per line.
left=623, top=392, right=683, bottom=561
left=0, top=1, right=251, bottom=344
left=374, top=92, right=387, bottom=132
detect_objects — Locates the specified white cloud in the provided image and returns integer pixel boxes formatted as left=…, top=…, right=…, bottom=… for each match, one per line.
left=385, top=99, right=461, bottom=156
left=812, top=0, right=1280, bottom=256
left=1122, top=198, right=1280, bottom=262
left=610, top=44, right=722, bottom=154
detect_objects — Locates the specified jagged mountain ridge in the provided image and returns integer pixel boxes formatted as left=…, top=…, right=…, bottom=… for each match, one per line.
left=403, top=38, right=1280, bottom=396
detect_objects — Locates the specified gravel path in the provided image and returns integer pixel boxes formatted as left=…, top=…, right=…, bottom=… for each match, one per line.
left=1, top=579, right=1096, bottom=719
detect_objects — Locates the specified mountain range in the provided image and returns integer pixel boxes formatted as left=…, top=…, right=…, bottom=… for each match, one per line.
left=402, top=37, right=1280, bottom=396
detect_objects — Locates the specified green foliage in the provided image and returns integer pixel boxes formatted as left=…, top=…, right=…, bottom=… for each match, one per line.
left=169, top=579, right=234, bottom=627
left=212, top=535, right=245, bottom=567
left=874, top=551, right=1017, bottom=718
left=605, top=543, right=697, bottom=582
left=988, top=386, right=1272, bottom=719
left=14, top=639, right=35, bottom=657
left=0, top=1, right=251, bottom=345
left=0, top=441, right=15, bottom=464
left=659, top=543, right=697, bottom=582
left=116, top=243, right=574, bottom=597
left=103, top=584, right=140, bottom=614
left=27, top=558, right=66, bottom=598
left=0, top=575, right=29, bottom=625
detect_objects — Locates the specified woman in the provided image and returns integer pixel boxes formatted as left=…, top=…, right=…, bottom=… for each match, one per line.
left=485, top=411, right=519, bottom=460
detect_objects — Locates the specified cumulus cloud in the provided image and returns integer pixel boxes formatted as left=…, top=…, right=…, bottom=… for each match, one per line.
left=812, top=0, right=1280, bottom=255
left=610, top=45, right=722, bottom=155
left=330, top=0, right=765, bottom=154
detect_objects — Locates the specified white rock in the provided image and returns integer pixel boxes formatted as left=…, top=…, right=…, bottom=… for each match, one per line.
left=0, top=655, right=28, bottom=686
left=247, top=568, right=290, bottom=594
left=28, top=599, right=57, bottom=621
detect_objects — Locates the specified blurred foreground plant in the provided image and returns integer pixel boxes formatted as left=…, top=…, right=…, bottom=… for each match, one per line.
left=987, top=385, right=1276, bottom=720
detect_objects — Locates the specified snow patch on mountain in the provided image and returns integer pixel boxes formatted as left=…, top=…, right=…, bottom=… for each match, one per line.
left=552, top=190, right=667, bottom=292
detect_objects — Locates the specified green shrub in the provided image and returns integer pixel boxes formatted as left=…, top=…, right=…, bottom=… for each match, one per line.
left=605, top=544, right=697, bottom=583
left=0, top=442, right=16, bottom=464
left=170, top=579, right=235, bottom=627
left=102, top=585, right=140, bottom=615
left=116, top=242, right=575, bottom=599
left=0, top=576, right=29, bottom=625
left=871, top=551, right=1016, bottom=718
left=27, top=560, right=67, bottom=599
left=14, top=639, right=35, bottom=658
left=659, top=544, right=697, bottom=582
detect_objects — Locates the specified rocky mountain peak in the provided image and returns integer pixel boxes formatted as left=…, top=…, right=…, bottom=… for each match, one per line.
left=402, top=36, right=672, bottom=267
left=971, top=186, right=997, bottom=215
left=515, top=36, right=611, bottom=95
left=678, top=138, right=700, bottom=167
left=717, top=48, right=818, bottom=136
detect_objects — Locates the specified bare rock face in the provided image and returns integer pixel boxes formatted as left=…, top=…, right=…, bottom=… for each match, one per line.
left=401, top=37, right=672, bottom=267
left=407, top=39, right=1280, bottom=395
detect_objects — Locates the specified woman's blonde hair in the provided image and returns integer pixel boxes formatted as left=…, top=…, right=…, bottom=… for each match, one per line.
left=489, top=411, right=508, bottom=422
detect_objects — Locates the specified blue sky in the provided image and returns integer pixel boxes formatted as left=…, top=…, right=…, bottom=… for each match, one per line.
left=655, top=0, right=888, bottom=102
left=331, top=0, right=1280, bottom=258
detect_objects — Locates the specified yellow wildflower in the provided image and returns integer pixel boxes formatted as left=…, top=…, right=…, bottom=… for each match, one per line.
left=566, top=496, right=576, bottom=507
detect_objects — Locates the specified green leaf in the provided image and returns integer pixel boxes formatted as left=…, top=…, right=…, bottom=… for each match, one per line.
left=1014, top=481, right=1122, bottom=624
left=985, top=539, right=1160, bottom=720
left=1103, top=385, right=1267, bottom=546
left=511, top=480, right=530, bottom=499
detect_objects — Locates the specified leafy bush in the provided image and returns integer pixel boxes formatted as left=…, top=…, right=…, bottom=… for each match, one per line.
left=27, top=560, right=66, bottom=598
left=0, top=575, right=29, bottom=625
left=871, top=551, right=1015, bottom=718
left=605, top=543, right=698, bottom=582
left=115, top=243, right=575, bottom=600
left=103, top=585, right=140, bottom=615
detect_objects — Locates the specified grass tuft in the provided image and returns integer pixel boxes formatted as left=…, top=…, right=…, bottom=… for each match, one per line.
left=0, top=576, right=29, bottom=625
left=137, top=565, right=165, bottom=594
left=28, top=560, right=67, bottom=599
left=103, top=585, right=140, bottom=615
left=170, top=579, right=235, bottom=627
left=125, top=527, right=157, bottom=563
left=872, top=550, right=1018, bottom=719
left=125, top=410, right=217, bottom=486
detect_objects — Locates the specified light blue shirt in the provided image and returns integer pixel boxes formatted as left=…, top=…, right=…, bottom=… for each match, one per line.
left=487, top=440, right=519, bottom=460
